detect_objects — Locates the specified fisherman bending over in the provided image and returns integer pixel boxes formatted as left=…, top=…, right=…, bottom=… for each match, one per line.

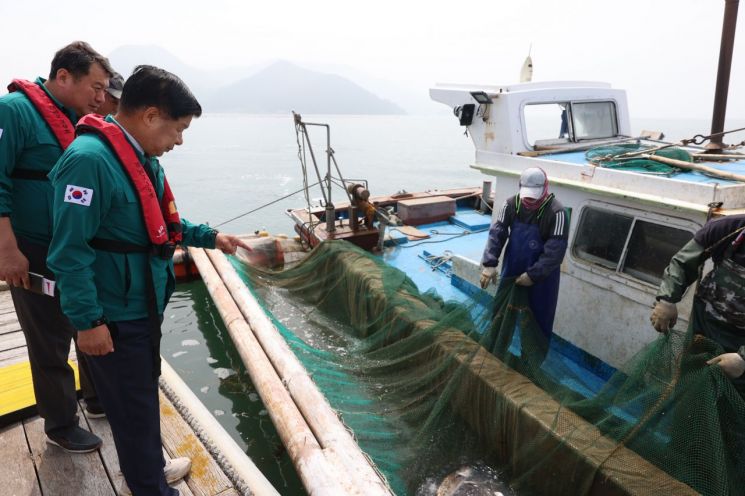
left=651, top=214, right=745, bottom=392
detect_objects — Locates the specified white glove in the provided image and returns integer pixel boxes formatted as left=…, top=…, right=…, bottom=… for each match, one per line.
left=480, top=266, right=497, bottom=289
left=707, top=352, right=745, bottom=379
left=650, top=300, right=677, bottom=333
left=515, top=272, right=534, bottom=287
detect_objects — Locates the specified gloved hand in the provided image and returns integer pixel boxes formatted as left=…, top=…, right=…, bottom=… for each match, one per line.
left=480, top=266, right=497, bottom=289
left=650, top=299, right=677, bottom=333
left=515, top=272, right=534, bottom=287
left=707, top=352, right=745, bottom=379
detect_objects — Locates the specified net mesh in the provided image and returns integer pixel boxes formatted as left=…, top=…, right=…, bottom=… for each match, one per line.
left=234, top=240, right=745, bottom=496
left=585, top=144, right=693, bottom=175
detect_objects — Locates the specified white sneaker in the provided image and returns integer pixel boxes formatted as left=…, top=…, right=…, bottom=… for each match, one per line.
left=117, top=457, right=192, bottom=495
left=164, top=457, right=192, bottom=484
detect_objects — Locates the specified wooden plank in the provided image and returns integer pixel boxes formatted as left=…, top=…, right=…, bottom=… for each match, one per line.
left=24, top=414, right=114, bottom=495
left=82, top=402, right=196, bottom=496
left=0, top=346, right=76, bottom=369
left=159, top=391, right=235, bottom=496
left=0, top=330, right=27, bottom=352
left=0, top=422, right=41, bottom=496
left=0, top=312, right=21, bottom=329
left=81, top=402, right=125, bottom=492
left=165, top=447, right=195, bottom=496
left=0, top=347, right=30, bottom=367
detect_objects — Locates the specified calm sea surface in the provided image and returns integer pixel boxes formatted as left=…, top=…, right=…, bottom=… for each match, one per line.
left=159, top=114, right=745, bottom=494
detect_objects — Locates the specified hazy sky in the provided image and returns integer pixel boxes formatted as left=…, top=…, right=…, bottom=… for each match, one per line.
left=1, top=0, right=743, bottom=119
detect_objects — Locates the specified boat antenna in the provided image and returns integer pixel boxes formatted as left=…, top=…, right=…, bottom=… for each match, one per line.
left=707, top=0, right=739, bottom=152
left=520, top=44, right=533, bottom=83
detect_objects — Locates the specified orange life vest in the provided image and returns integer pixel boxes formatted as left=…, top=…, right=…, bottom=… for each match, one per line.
left=76, top=114, right=183, bottom=250
left=7, top=79, right=75, bottom=149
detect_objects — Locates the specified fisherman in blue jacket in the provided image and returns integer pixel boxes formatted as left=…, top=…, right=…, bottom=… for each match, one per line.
left=480, top=167, right=569, bottom=339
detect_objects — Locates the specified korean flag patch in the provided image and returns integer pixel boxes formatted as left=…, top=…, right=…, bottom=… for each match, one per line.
left=64, top=185, right=93, bottom=206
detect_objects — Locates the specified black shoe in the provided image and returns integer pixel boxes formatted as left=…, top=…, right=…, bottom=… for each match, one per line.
left=84, top=401, right=106, bottom=419
left=46, top=426, right=102, bottom=453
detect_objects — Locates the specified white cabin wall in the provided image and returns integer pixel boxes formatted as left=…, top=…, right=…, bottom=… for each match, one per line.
left=488, top=174, right=705, bottom=370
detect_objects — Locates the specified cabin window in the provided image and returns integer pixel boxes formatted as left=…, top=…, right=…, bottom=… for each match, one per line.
left=571, top=101, right=618, bottom=140
left=573, top=208, right=632, bottom=269
left=524, top=100, right=618, bottom=148
left=622, top=221, right=693, bottom=284
left=523, top=103, right=570, bottom=147
left=572, top=206, right=694, bottom=285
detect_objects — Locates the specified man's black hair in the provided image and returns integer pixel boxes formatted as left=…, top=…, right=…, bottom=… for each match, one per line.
left=49, top=41, right=114, bottom=80
left=119, top=65, right=202, bottom=119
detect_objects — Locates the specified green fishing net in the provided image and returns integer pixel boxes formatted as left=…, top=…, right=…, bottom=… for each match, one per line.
left=233, top=240, right=745, bottom=496
left=585, top=144, right=693, bottom=175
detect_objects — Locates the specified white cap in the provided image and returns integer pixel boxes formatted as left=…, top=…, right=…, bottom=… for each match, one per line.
left=518, top=167, right=547, bottom=199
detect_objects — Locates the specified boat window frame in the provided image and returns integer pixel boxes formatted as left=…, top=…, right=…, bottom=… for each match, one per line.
left=569, top=200, right=698, bottom=288
left=521, top=99, right=620, bottom=149
left=569, top=100, right=619, bottom=141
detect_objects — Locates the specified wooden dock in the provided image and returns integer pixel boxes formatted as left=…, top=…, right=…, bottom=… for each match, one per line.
left=0, top=288, right=240, bottom=496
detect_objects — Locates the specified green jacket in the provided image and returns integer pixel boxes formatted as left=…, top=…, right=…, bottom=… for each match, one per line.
left=656, top=239, right=704, bottom=303
left=47, top=116, right=217, bottom=330
left=0, top=78, right=77, bottom=244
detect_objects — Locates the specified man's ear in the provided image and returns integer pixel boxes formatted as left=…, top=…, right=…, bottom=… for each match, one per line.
left=142, top=107, right=161, bottom=127
left=54, top=68, right=72, bottom=86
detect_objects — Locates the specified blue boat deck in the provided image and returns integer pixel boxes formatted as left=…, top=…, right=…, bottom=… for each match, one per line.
left=542, top=149, right=745, bottom=185
left=381, top=207, right=616, bottom=401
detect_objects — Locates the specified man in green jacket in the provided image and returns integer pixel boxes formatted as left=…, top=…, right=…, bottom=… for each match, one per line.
left=0, top=41, right=112, bottom=452
left=48, top=65, right=248, bottom=496
left=651, top=214, right=745, bottom=392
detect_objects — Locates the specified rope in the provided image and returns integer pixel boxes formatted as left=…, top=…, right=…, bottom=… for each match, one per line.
left=424, top=251, right=454, bottom=271
left=158, top=377, right=254, bottom=496
left=212, top=182, right=320, bottom=229
left=399, top=227, right=489, bottom=249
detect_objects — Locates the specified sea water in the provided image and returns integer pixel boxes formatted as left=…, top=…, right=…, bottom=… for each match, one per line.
left=159, top=113, right=745, bottom=494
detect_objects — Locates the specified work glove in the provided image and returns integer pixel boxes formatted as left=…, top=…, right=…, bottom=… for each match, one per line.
left=515, top=272, right=534, bottom=287
left=480, top=266, right=497, bottom=289
left=650, top=299, right=677, bottom=333
left=707, top=352, right=745, bottom=379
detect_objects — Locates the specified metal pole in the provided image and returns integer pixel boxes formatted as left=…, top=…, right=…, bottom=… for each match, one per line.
left=480, top=180, right=492, bottom=213
left=708, top=0, right=740, bottom=150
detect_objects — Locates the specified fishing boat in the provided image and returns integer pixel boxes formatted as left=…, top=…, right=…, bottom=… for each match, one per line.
left=209, top=5, right=745, bottom=494
left=175, top=4, right=745, bottom=496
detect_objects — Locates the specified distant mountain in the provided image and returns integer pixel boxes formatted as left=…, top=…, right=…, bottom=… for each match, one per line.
left=108, top=45, right=262, bottom=103
left=108, top=46, right=406, bottom=115
left=207, top=61, right=405, bottom=115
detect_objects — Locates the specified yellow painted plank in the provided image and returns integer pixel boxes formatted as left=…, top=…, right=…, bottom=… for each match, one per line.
left=0, top=360, right=80, bottom=416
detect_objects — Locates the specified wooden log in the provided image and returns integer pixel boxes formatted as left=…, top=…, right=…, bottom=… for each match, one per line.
left=188, top=247, right=348, bottom=496
left=205, top=249, right=392, bottom=496
left=643, top=154, right=745, bottom=182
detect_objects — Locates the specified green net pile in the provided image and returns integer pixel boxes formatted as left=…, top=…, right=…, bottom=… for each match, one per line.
left=234, top=240, right=745, bottom=496
left=585, top=144, right=693, bottom=175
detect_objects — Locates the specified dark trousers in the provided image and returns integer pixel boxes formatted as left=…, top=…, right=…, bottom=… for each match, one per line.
left=85, top=319, right=176, bottom=496
left=9, top=236, right=98, bottom=434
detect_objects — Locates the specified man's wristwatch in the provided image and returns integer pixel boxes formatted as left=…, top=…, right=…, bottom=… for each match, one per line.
left=90, top=317, right=107, bottom=328
left=738, top=345, right=745, bottom=363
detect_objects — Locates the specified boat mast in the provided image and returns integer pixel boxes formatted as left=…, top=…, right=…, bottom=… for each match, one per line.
left=708, top=0, right=740, bottom=151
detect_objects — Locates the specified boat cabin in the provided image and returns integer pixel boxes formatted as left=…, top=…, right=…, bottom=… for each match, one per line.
left=431, top=81, right=745, bottom=369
